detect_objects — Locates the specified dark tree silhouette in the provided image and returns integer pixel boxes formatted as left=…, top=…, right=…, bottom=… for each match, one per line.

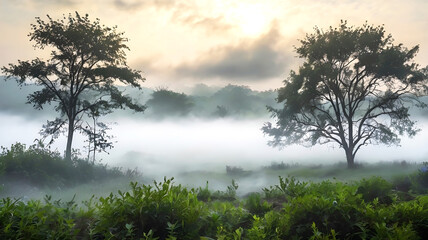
left=263, top=21, right=427, bottom=168
left=2, top=12, right=145, bottom=161
left=146, top=88, right=194, bottom=117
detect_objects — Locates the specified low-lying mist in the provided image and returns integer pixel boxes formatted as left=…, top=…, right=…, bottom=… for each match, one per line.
left=2, top=113, right=428, bottom=176
left=2, top=79, right=428, bottom=199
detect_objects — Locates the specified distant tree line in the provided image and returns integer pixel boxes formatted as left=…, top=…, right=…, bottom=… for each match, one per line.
left=0, top=81, right=280, bottom=119
left=144, top=84, right=279, bottom=119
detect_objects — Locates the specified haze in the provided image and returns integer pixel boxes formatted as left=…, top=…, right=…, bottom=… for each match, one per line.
left=1, top=0, right=428, bottom=187
left=1, top=0, right=427, bottom=91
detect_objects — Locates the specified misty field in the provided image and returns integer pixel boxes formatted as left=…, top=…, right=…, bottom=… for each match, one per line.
left=0, top=168, right=428, bottom=239
left=1, top=142, right=427, bottom=239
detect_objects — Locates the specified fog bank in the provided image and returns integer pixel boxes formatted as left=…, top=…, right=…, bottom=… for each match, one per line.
left=1, top=113, right=428, bottom=180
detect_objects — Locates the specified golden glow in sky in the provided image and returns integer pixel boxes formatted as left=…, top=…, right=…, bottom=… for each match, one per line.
left=0, top=0, right=427, bottom=91
left=228, top=3, right=271, bottom=37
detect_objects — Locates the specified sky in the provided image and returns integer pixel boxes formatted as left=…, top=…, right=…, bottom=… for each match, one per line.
left=1, top=0, right=427, bottom=91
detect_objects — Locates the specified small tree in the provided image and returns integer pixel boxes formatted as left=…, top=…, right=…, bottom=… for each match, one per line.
left=2, top=12, right=145, bottom=161
left=81, top=107, right=115, bottom=164
left=263, top=21, right=427, bottom=168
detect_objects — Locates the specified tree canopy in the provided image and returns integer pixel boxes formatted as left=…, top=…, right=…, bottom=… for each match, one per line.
left=146, top=88, right=194, bottom=118
left=2, top=12, right=145, bottom=161
left=263, top=21, right=427, bottom=168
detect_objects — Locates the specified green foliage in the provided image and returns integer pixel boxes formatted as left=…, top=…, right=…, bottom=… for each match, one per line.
left=356, top=176, right=393, bottom=204
left=0, top=197, right=78, bottom=240
left=211, top=180, right=239, bottom=201
left=2, top=12, right=145, bottom=161
left=263, top=21, right=427, bottom=168
left=0, top=175, right=427, bottom=239
left=197, top=181, right=212, bottom=202
left=262, top=176, right=308, bottom=203
left=244, top=193, right=272, bottom=216
left=209, top=202, right=252, bottom=239
left=92, top=178, right=205, bottom=239
left=276, top=176, right=308, bottom=198
left=310, top=222, right=337, bottom=240
left=410, top=162, right=428, bottom=193
left=392, top=175, right=412, bottom=192
left=0, top=143, right=125, bottom=188
left=146, top=89, right=194, bottom=118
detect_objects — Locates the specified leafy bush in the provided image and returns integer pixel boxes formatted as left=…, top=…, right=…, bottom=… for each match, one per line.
left=0, top=196, right=78, bottom=239
left=0, top=143, right=129, bottom=188
left=262, top=176, right=308, bottom=202
left=0, top=175, right=427, bottom=239
left=410, top=162, right=428, bottom=193
left=392, top=175, right=412, bottom=192
left=211, top=180, right=239, bottom=201
left=208, top=201, right=252, bottom=239
left=356, top=176, right=393, bottom=204
left=92, top=178, right=206, bottom=239
left=244, top=193, right=271, bottom=216
left=197, top=181, right=211, bottom=202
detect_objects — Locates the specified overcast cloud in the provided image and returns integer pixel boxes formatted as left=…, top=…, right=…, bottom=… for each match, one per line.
left=1, top=0, right=427, bottom=90
left=175, top=26, right=292, bottom=82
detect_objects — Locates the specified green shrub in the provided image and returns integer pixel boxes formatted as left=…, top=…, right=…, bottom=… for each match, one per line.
left=0, top=196, right=78, bottom=239
left=244, top=193, right=272, bottom=216
left=211, top=180, right=239, bottom=201
left=410, top=162, right=428, bottom=193
left=387, top=196, right=428, bottom=237
left=0, top=175, right=426, bottom=239
left=92, top=178, right=206, bottom=239
left=282, top=193, right=362, bottom=239
left=276, top=176, right=308, bottom=198
left=392, top=175, right=412, bottom=192
left=356, top=176, right=393, bottom=204
left=197, top=181, right=212, bottom=202
left=208, top=201, right=252, bottom=239
left=247, top=211, right=287, bottom=239
left=0, top=143, right=128, bottom=188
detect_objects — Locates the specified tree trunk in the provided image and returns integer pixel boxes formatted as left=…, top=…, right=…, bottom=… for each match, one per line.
left=65, top=119, right=74, bottom=161
left=92, top=117, right=96, bottom=164
left=345, top=148, right=355, bottom=168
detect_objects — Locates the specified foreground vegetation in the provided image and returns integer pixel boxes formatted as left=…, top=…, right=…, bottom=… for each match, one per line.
left=0, top=169, right=427, bottom=239
left=1, top=143, right=427, bottom=239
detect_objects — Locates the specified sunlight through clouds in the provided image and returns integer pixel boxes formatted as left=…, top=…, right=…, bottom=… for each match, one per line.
left=1, top=0, right=427, bottom=91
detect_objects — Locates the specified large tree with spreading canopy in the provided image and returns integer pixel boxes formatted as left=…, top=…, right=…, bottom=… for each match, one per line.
left=2, top=12, right=146, bottom=161
left=263, top=21, right=427, bottom=168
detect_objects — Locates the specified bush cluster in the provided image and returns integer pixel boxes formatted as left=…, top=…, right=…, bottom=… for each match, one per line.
left=0, top=175, right=427, bottom=239
left=0, top=143, right=128, bottom=188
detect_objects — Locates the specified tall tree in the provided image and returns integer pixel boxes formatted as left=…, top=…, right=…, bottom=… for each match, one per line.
left=2, top=12, right=145, bottom=161
left=262, top=21, right=427, bottom=168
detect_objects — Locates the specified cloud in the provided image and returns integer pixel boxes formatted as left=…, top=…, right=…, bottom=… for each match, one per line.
left=171, top=9, right=233, bottom=33
left=23, top=0, right=80, bottom=7
left=112, top=0, right=233, bottom=33
left=174, top=25, right=292, bottom=82
left=113, top=0, right=174, bottom=11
